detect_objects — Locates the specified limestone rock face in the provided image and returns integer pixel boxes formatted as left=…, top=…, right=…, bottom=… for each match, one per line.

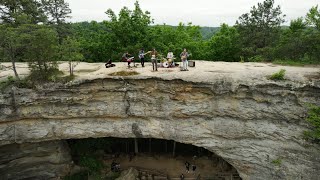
left=116, top=167, right=139, bottom=180
left=0, top=140, right=72, bottom=180
left=0, top=77, right=320, bottom=180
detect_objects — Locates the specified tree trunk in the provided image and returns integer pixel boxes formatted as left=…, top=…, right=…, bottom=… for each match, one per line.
left=11, top=58, right=20, bottom=80
left=134, top=138, right=139, bottom=154
left=69, top=61, right=72, bottom=76
left=165, top=141, right=167, bottom=153
left=172, top=141, right=176, bottom=157
left=149, top=138, right=152, bottom=153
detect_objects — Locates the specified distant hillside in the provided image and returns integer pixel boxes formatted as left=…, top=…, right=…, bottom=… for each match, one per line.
left=200, top=27, right=220, bottom=39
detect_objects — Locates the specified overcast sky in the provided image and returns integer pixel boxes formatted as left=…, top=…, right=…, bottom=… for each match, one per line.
left=66, top=0, right=319, bottom=27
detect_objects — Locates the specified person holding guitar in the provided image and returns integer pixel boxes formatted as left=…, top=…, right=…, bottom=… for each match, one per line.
left=138, top=48, right=151, bottom=67
left=122, top=51, right=134, bottom=67
left=180, top=48, right=189, bottom=71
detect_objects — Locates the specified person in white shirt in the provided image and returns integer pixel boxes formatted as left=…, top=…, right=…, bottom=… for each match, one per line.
left=167, top=51, right=174, bottom=67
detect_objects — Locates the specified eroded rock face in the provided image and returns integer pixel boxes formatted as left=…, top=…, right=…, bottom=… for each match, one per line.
left=116, top=167, right=139, bottom=180
left=0, top=140, right=72, bottom=180
left=0, top=77, right=320, bottom=180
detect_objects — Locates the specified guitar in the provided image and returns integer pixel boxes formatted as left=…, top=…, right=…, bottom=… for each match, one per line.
left=139, top=51, right=151, bottom=58
left=181, top=53, right=192, bottom=61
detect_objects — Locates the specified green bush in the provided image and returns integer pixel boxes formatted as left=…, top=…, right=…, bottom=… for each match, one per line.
left=64, top=171, right=88, bottom=180
left=0, top=76, right=17, bottom=90
left=268, top=69, right=286, bottom=80
left=304, top=105, right=320, bottom=143
left=271, top=158, right=282, bottom=166
left=28, top=67, right=63, bottom=82
left=248, top=55, right=264, bottom=62
left=79, top=156, right=104, bottom=173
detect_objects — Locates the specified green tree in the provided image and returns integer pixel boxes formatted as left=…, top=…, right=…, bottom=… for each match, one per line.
left=22, top=25, right=59, bottom=81
left=0, top=25, right=21, bottom=79
left=306, top=5, right=320, bottom=30
left=0, top=0, right=46, bottom=26
left=208, top=24, right=240, bottom=61
left=105, top=1, right=152, bottom=57
left=60, top=36, right=83, bottom=76
left=274, top=18, right=308, bottom=61
left=236, top=0, right=285, bottom=60
left=41, top=0, right=72, bottom=43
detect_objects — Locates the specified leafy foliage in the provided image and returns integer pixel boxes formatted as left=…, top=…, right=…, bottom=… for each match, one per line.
left=236, top=0, right=285, bottom=60
left=268, top=69, right=286, bottom=80
left=208, top=24, right=240, bottom=61
left=60, top=37, right=83, bottom=76
left=0, top=0, right=47, bottom=25
left=21, top=25, right=60, bottom=81
left=79, top=156, right=104, bottom=173
left=304, top=105, right=320, bottom=143
left=271, top=158, right=282, bottom=166
left=306, top=5, right=320, bottom=30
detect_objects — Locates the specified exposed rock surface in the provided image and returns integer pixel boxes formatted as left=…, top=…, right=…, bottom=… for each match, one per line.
left=116, top=167, right=139, bottom=180
left=0, top=62, right=320, bottom=180
left=0, top=140, right=72, bottom=180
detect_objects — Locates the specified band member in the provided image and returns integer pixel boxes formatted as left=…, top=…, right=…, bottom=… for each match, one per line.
left=167, top=50, right=174, bottom=67
left=139, top=48, right=145, bottom=67
left=122, top=52, right=134, bottom=67
left=151, top=48, right=158, bottom=71
left=180, top=48, right=189, bottom=71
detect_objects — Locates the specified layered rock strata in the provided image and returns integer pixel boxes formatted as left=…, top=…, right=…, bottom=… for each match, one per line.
left=0, top=77, right=319, bottom=180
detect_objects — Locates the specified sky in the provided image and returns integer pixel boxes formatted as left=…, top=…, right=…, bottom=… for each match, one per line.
left=66, top=0, right=319, bottom=27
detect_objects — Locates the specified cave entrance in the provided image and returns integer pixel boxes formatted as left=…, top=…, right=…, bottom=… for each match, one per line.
left=66, top=137, right=241, bottom=180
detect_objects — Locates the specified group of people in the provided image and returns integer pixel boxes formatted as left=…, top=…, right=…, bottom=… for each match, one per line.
left=122, top=48, right=191, bottom=71
left=180, top=161, right=197, bottom=180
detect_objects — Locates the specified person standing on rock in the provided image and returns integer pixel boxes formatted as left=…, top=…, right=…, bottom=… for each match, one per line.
left=139, top=48, right=146, bottom=67
left=180, top=48, right=189, bottom=71
left=150, top=48, right=158, bottom=71
left=185, top=161, right=190, bottom=173
left=192, top=164, right=196, bottom=173
left=180, top=173, right=185, bottom=180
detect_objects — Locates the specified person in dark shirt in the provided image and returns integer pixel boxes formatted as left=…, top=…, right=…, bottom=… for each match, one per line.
left=122, top=52, right=134, bottom=67
left=139, top=48, right=145, bottom=67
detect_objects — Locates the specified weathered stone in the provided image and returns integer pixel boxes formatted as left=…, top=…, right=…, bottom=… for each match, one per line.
left=116, top=167, right=139, bottom=180
left=0, top=76, right=319, bottom=180
left=0, top=140, right=72, bottom=180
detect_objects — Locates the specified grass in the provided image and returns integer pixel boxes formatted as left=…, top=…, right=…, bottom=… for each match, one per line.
left=271, top=159, right=282, bottom=166
left=108, top=70, right=139, bottom=76
left=268, top=69, right=286, bottom=81
left=0, top=76, right=33, bottom=91
left=303, top=105, right=320, bottom=144
left=273, top=59, right=320, bottom=66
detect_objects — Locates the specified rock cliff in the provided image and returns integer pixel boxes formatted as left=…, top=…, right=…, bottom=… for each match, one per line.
left=0, top=65, right=320, bottom=179
left=0, top=140, right=72, bottom=179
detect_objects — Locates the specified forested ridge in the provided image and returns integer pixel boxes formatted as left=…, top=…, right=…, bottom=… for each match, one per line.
left=0, top=0, right=319, bottom=81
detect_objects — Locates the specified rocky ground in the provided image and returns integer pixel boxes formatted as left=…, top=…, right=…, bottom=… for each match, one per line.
left=0, top=61, right=319, bottom=84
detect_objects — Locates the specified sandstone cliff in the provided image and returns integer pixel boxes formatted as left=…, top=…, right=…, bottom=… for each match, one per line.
left=0, top=62, right=319, bottom=179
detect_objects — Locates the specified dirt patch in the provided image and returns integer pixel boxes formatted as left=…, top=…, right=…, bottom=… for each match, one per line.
left=109, top=71, right=140, bottom=76
left=103, top=153, right=239, bottom=179
left=304, top=72, right=320, bottom=80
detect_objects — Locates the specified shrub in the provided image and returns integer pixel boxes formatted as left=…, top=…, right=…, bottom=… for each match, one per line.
left=268, top=69, right=286, bottom=80
left=271, top=158, right=282, bottom=166
left=304, top=105, right=320, bottom=143
left=79, top=156, right=104, bottom=173
left=248, top=55, right=264, bottom=62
